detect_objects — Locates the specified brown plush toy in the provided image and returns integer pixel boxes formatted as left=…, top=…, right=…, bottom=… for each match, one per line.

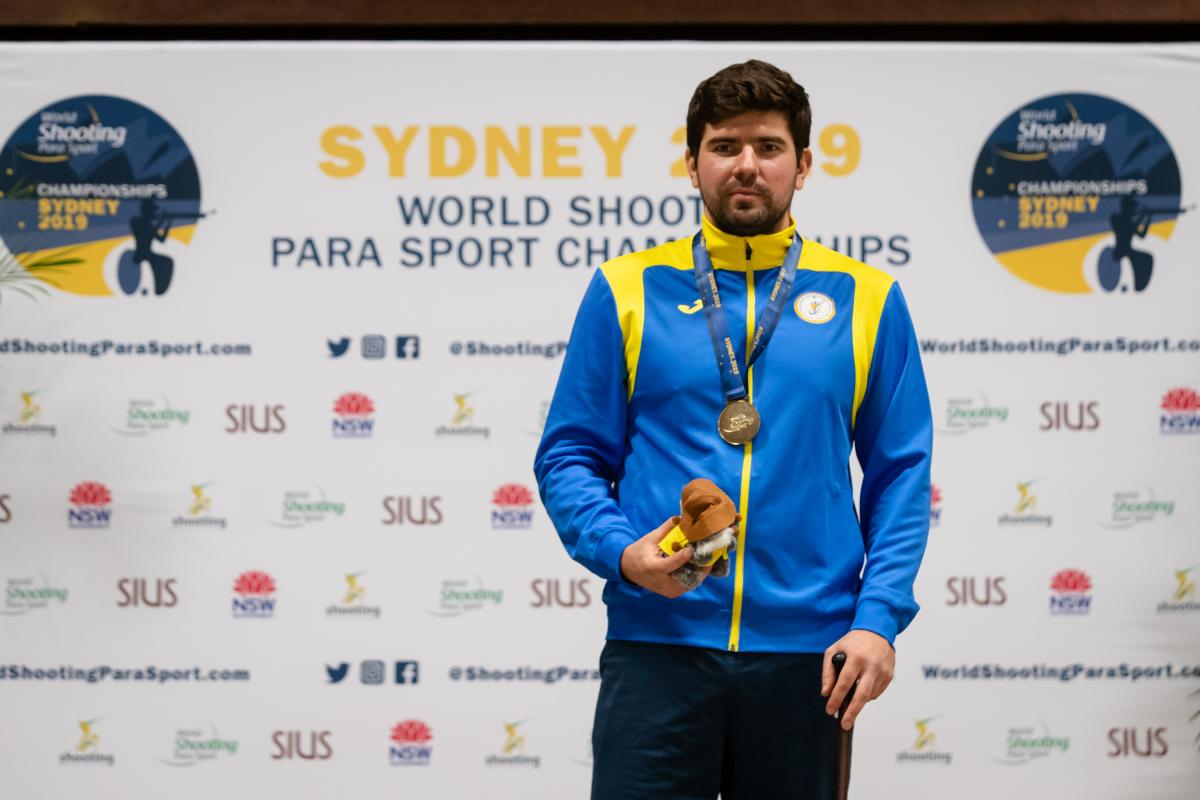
left=657, top=478, right=739, bottom=589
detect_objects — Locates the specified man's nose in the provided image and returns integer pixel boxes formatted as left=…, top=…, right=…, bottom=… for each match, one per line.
left=732, top=145, right=759, bottom=179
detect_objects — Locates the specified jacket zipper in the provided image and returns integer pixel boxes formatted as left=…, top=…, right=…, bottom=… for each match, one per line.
left=728, top=239, right=755, bottom=652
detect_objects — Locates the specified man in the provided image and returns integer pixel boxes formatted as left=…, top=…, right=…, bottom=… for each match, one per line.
left=534, top=60, right=932, bottom=799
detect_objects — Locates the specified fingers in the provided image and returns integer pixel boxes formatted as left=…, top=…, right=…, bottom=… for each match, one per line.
left=657, top=544, right=694, bottom=572
left=840, top=674, right=877, bottom=730
left=820, top=649, right=836, bottom=697
left=646, top=516, right=680, bottom=544
left=825, top=658, right=857, bottom=718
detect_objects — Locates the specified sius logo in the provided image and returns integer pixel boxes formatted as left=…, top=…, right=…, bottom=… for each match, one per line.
left=225, top=403, right=286, bottom=434
left=1107, top=727, right=1168, bottom=758
left=1160, top=387, right=1200, bottom=435
left=271, top=730, right=333, bottom=761
left=117, top=578, right=177, bottom=608
left=530, top=578, right=592, bottom=608
left=1039, top=401, right=1100, bottom=431
left=946, top=577, right=1007, bottom=607
left=332, top=392, right=375, bottom=438
left=492, top=483, right=534, bottom=529
left=1049, top=569, right=1092, bottom=615
left=68, top=481, right=112, bottom=529
left=381, top=495, right=443, bottom=526
left=389, top=720, right=433, bottom=766
left=231, top=571, right=276, bottom=618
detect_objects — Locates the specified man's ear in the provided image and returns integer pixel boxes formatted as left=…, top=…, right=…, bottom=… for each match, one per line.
left=795, top=148, right=813, bottom=191
left=685, top=148, right=700, bottom=189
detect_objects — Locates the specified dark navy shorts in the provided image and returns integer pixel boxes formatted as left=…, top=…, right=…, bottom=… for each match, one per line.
left=591, top=639, right=838, bottom=800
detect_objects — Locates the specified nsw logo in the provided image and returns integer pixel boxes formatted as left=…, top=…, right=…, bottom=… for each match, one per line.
left=68, top=481, right=112, bottom=529
left=232, top=571, right=276, bottom=618
left=1160, top=387, right=1200, bottom=435
left=1049, top=569, right=1092, bottom=615
left=332, top=392, right=375, bottom=438
left=492, top=484, right=534, bottom=529
left=389, top=720, right=433, bottom=766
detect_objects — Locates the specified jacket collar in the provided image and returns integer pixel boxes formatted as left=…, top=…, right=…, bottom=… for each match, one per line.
left=700, top=213, right=797, bottom=271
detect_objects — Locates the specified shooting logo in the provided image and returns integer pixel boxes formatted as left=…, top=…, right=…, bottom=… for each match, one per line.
left=972, top=93, right=1187, bottom=295
left=0, top=95, right=209, bottom=298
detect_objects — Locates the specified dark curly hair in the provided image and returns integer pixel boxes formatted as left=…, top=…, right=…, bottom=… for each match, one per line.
left=686, top=60, right=812, bottom=159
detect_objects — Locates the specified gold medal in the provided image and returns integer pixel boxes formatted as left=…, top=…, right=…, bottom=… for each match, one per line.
left=718, top=399, right=760, bottom=445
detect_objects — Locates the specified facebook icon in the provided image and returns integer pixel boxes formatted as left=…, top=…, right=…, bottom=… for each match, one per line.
left=396, top=336, right=421, bottom=359
left=395, top=660, right=420, bottom=684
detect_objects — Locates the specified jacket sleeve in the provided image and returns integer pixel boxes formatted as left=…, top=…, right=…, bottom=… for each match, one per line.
left=850, top=282, right=933, bottom=647
left=533, top=270, right=639, bottom=582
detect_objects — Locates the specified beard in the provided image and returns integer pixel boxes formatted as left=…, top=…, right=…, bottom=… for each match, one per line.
left=699, top=179, right=792, bottom=237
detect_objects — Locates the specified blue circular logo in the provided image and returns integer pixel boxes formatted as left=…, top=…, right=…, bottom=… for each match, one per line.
left=971, top=93, right=1187, bottom=294
left=0, top=95, right=204, bottom=297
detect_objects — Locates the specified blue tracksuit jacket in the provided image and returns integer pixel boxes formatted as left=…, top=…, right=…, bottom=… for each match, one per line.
left=534, top=214, right=932, bottom=653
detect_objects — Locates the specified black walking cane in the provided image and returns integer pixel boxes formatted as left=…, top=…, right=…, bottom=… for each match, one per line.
left=830, top=652, right=856, bottom=800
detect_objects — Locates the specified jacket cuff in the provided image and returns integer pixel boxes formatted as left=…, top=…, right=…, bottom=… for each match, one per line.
left=594, top=529, right=637, bottom=584
left=850, top=598, right=901, bottom=648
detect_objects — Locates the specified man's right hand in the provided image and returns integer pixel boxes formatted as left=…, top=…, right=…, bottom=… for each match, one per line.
left=619, top=516, right=710, bottom=599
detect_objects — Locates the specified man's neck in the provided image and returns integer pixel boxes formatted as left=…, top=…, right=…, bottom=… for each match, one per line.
left=700, top=214, right=797, bottom=271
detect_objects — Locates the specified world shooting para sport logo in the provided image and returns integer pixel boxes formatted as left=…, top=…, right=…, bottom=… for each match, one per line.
left=971, top=93, right=1188, bottom=295
left=0, top=95, right=208, bottom=298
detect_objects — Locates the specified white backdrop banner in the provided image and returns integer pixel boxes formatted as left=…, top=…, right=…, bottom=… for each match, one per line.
left=0, top=41, right=1197, bottom=800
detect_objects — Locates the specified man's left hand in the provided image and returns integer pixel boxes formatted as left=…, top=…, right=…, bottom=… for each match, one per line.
left=820, top=629, right=895, bottom=731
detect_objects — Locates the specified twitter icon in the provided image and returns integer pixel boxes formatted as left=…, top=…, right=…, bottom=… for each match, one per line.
left=326, top=663, right=349, bottom=683
left=327, top=338, right=350, bottom=358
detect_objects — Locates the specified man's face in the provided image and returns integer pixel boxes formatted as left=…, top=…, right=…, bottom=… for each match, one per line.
left=686, top=110, right=812, bottom=236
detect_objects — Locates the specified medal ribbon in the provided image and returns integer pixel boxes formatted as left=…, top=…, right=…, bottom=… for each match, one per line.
left=691, top=230, right=803, bottom=404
